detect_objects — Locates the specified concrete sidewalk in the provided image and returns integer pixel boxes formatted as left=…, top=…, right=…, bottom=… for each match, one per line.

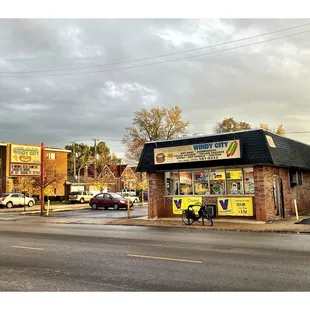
left=40, top=213, right=310, bottom=233
left=0, top=204, right=90, bottom=214
left=105, top=216, right=310, bottom=233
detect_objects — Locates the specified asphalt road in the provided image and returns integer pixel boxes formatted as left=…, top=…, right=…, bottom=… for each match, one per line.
left=0, top=222, right=309, bottom=292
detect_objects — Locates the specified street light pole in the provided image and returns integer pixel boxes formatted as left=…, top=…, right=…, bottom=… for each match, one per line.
left=78, top=165, right=83, bottom=191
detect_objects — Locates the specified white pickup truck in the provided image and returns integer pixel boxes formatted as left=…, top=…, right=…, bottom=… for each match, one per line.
left=120, top=189, right=136, bottom=196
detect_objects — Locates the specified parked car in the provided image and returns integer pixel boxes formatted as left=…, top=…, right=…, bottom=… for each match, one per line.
left=69, top=191, right=94, bottom=204
left=89, top=192, right=133, bottom=210
left=0, top=193, right=35, bottom=208
left=121, top=189, right=136, bottom=196
left=121, top=193, right=140, bottom=204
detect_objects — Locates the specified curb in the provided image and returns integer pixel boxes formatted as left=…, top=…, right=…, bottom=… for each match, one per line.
left=106, top=220, right=310, bottom=234
left=20, top=206, right=90, bottom=215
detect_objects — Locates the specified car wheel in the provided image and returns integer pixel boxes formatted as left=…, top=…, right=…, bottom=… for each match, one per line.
left=104, top=207, right=108, bottom=210
left=6, top=201, right=13, bottom=209
left=91, top=203, right=98, bottom=210
left=113, top=203, right=119, bottom=210
left=28, top=201, right=34, bottom=207
left=80, top=198, right=84, bottom=204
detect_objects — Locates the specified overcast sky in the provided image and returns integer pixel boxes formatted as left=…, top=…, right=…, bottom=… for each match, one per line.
left=1, top=18, right=310, bottom=159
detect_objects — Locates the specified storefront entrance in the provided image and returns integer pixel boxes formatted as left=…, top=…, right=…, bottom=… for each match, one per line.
left=273, top=175, right=285, bottom=218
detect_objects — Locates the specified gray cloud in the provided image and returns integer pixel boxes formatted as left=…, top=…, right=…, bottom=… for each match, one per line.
left=1, top=19, right=310, bottom=160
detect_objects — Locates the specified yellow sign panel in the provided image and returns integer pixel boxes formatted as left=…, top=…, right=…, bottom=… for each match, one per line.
left=266, top=135, right=276, bottom=148
left=172, top=196, right=202, bottom=215
left=226, top=170, right=242, bottom=180
left=217, top=197, right=253, bottom=216
left=154, top=140, right=241, bottom=165
left=10, top=144, right=41, bottom=164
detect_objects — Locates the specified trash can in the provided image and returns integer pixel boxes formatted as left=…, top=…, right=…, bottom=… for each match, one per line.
left=207, top=204, right=216, bottom=218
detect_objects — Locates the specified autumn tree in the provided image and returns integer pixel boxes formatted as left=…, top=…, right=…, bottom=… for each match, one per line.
left=65, top=143, right=91, bottom=175
left=65, top=141, right=121, bottom=177
left=213, top=117, right=252, bottom=133
left=89, top=169, right=114, bottom=193
left=259, top=123, right=286, bottom=136
left=14, top=176, right=36, bottom=196
left=124, top=106, right=190, bottom=162
left=32, top=160, right=67, bottom=198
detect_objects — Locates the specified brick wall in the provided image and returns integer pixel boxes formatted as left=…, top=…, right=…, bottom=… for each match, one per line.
left=45, top=150, right=68, bottom=197
left=147, top=172, right=165, bottom=218
left=253, top=166, right=276, bottom=221
left=292, top=170, right=310, bottom=213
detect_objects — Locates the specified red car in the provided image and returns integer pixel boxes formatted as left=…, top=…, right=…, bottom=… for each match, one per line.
left=89, top=192, right=133, bottom=210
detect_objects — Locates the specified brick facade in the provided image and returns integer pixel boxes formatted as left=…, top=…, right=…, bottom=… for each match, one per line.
left=147, top=165, right=310, bottom=222
left=45, top=150, right=68, bottom=197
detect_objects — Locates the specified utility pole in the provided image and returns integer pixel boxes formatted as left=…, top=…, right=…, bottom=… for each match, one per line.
left=92, top=138, right=100, bottom=179
left=73, top=142, right=76, bottom=179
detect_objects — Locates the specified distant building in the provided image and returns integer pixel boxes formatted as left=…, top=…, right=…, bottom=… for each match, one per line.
left=0, top=142, right=70, bottom=198
left=80, top=164, right=138, bottom=193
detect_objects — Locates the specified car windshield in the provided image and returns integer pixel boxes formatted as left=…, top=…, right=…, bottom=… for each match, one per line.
left=70, top=192, right=81, bottom=195
left=0, top=193, right=10, bottom=197
left=110, top=193, right=124, bottom=200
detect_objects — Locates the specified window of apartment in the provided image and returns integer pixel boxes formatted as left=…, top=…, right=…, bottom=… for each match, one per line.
left=165, top=171, right=179, bottom=195
left=210, top=169, right=226, bottom=195
left=244, top=168, right=255, bottom=194
left=193, top=170, right=209, bottom=195
left=226, top=169, right=243, bottom=195
left=47, top=153, right=56, bottom=160
left=297, top=171, right=303, bottom=186
left=179, top=172, right=193, bottom=195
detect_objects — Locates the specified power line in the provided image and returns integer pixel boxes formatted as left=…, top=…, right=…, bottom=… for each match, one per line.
left=1, top=28, right=310, bottom=78
left=49, top=137, right=124, bottom=148
left=2, top=22, right=310, bottom=74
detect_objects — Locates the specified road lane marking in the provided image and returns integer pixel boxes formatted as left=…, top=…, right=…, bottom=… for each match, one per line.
left=127, top=254, right=202, bottom=264
left=11, top=246, right=44, bottom=251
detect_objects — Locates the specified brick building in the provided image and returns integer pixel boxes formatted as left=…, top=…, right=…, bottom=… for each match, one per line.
left=0, top=142, right=70, bottom=198
left=137, top=129, right=310, bottom=222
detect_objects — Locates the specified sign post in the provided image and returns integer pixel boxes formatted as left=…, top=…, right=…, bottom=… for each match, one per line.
left=40, top=142, right=45, bottom=216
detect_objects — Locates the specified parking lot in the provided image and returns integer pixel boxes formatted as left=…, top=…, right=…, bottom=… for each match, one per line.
left=43, top=205, right=148, bottom=219
left=0, top=203, right=148, bottom=220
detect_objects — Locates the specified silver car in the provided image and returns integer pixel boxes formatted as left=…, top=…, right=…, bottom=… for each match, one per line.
left=0, top=193, right=35, bottom=208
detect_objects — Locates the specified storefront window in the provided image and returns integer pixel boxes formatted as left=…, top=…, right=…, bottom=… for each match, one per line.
left=210, top=169, right=226, bottom=195
left=244, top=168, right=255, bottom=194
left=194, top=170, right=209, bottom=195
left=179, top=172, right=193, bottom=195
left=226, top=169, right=243, bottom=194
left=165, top=171, right=179, bottom=195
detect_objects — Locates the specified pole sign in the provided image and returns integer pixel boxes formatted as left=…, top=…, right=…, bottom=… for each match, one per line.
left=9, top=144, right=41, bottom=176
left=154, top=140, right=240, bottom=165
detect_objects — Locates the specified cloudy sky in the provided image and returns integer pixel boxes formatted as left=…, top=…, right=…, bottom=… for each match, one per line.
left=1, top=18, right=310, bottom=160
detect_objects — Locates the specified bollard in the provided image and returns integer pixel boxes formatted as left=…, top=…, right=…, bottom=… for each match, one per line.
left=294, top=199, right=299, bottom=221
left=127, top=199, right=130, bottom=219
left=46, top=200, right=50, bottom=217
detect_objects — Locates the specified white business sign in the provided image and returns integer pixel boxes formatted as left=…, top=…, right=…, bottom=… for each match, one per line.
left=154, top=140, right=241, bottom=165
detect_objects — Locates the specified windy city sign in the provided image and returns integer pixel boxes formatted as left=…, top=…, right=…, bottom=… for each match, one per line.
left=154, top=140, right=241, bottom=165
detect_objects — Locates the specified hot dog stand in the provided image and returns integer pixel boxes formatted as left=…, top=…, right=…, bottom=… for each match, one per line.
left=137, top=129, right=310, bottom=222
